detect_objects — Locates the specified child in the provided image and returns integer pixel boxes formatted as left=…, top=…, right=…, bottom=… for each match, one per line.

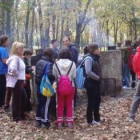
left=35, top=48, right=55, bottom=128
left=53, top=49, right=76, bottom=128
left=84, top=43, right=102, bottom=125
left=23, top=49, right=33, bottom=112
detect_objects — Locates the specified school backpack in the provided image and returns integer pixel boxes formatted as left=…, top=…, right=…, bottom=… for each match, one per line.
left=76, top=56, right=93, bottom=89
left=128, top=54, right=134, bottom=70
left=55, top=62, right=74, bottom=96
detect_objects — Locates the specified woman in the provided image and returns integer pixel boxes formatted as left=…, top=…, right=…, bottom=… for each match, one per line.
left=35, top=48, right=55, bottom=129
left=53, top=49, right=76, bottom=128
left=0, top=35, right=9, bottom=108
left=6, top=42, right=25, bottom=122
left=84, top=43, right=102, bottom=125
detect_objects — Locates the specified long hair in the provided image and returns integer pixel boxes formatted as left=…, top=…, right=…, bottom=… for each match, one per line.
left=10, top=42, right=25, bottom=57
left=87, top=43, right=99, bottom=54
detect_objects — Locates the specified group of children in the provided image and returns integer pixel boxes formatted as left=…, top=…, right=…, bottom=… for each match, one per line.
left=0, top=35, right=103, bottom=129
left=2, top=34, right=140, bottom=129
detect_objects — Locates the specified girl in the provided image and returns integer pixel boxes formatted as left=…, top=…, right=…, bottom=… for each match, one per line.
left=84, top=43, right=102, bottom=125
left=53, top=49, right=76, bottom=128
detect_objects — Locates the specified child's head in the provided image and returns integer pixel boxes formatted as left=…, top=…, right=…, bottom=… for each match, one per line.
left=83, top=45, right=88, bottom=55
left=23, top=49, right=33, bottom=59
left=87, top=43, right=100, bottom=55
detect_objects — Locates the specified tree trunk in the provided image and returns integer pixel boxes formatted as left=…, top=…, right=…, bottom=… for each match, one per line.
left=25, top=1, right=31, bottom=48
left=0, top=0, right=6, bottom=35
left=106, top=20, right=109, bottom=47
left=29, top=0, right=35, bottom=51
left=56, top=17, right=59, bottom=40
left=37, top=0, right=44, bottom=48
left=52, top=15, right=56, bottom=40
left=75, top=0, right=91, bottom=48
left=113, top=21, right=118, bottom=45
left=60, top=18, right=64, bottom=48
left=76, top=21, right=82, bottom=48
left=6, top=0, right=14, bottom=49
left=15, top=0, right=20, bottom=40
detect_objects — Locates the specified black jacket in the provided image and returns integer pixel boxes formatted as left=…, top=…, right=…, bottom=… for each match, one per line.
left=69, top=44, right=78, bottom=65
left=90, top=54, right=102, bottom=79
left=23, top=58, right=32, bottom=74
left=35, top=56, right=54, bottom=86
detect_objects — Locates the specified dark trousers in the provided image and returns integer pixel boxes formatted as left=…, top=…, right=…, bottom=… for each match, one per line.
left=84, top=78, right=101, bottom=123
left=36, top=87, right=51, bottom=123
left=5, top=87, right=12, bottom=106
left=25, top=80, right=31, bottom=99
left=49, top=95, right=56, bottom=120
left=0, top=75, right=6, bottom=107
left=12, top=80, right=25, bottom=121
left=24, top=80, right=32, bottom=112
left=130, top=70, right=136, bottom=88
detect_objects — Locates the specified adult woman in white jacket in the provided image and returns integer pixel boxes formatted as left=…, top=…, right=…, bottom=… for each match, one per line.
left=6, top=42, right=25, bottom=122
left=53, top=49, right=76, bottom=128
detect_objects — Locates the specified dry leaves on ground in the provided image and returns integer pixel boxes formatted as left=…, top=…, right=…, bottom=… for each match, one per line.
left=0, top=91, right=140, bottom=140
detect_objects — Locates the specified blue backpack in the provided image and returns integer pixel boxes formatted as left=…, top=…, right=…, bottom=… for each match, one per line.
left=76, top=56, right=92, bottom=89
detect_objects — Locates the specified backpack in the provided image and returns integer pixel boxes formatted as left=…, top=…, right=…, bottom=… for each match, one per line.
left=55, top=62, right=74, bottom=96
left=76, top=56, right=93, bottom=89
left=40, top=63, right=55, bottom=97
left=128, top=54, right=134, bottom=70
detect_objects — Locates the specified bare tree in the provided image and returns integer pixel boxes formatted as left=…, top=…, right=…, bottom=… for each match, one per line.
left=25, top=1, right=31, bottom=47
left=75, top=0, right=91, bottom=48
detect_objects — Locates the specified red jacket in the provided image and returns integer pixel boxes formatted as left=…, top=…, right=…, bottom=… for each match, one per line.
left=133, top=46, right=140, bottom=79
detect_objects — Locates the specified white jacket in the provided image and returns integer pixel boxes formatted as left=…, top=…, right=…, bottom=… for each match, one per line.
left=6, top=55, right=25, bottom=88
left=53, top=59, right=76, bottom=86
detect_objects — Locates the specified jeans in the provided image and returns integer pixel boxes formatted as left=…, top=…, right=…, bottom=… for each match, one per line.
left=84, top=78, right=101, bottom=123
left=129, top=80, right=140, bottom=119
left=130, top=70, right=136, bottom=88
left=0, top=75, right=6, bottom=107
left=36, top=87, right=51, bottom=123
left=123, top=64, right=130, bottom=87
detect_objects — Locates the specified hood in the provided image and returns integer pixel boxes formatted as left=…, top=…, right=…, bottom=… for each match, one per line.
left=41, top=56, right=52, bottom=62
left=57, top=59, right=72, bottom=70
left=137, top=46, right=140, bottom=52
left=6, top=55, right=19, bottom=65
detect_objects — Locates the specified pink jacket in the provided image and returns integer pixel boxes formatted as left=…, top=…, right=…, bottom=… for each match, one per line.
left=6, top=55, right=20, bottom=88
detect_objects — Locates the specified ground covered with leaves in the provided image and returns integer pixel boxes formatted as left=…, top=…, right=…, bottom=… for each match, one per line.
left=0, top=90, right=140, bottom=140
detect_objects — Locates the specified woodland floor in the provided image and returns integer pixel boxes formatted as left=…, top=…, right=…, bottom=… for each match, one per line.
left=0, top=89, right=140, bottom=140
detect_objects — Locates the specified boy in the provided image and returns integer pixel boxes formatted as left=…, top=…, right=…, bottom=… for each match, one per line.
left=23, top=49, right=33, bottom=112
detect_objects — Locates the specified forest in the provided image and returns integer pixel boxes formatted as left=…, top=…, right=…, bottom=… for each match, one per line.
left=0, top=0, right=140, bottom=51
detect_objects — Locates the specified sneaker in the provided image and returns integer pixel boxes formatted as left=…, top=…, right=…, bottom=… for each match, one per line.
left=4, top=105, right=9, bottom=110
left=89, top=120, right=101, bottom=125
left=67, top=122, right=73, bottom=128
left=42, top=121, right=51, bottom=129
left=123, top=86, right=131, bottom=90
left=35, top=120, right=42, bottom=128
left=129, top=118, right=135, bottom=123
left=57, top=122, right=63, bottom=128
left=92, top=120, right=101, bottom=125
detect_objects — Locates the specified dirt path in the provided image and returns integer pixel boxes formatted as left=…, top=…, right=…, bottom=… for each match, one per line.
left=0, top=89, right=140, bottom=140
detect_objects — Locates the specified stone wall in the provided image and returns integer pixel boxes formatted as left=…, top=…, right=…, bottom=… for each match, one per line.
left=100, top=50, right=122, bottom=96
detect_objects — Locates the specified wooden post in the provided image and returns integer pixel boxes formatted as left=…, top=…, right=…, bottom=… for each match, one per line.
left=31, top=73, right=37, bottom=106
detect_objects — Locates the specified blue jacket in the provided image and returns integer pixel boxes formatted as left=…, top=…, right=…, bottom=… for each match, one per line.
left=69, top=44, right=78, bottom=65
